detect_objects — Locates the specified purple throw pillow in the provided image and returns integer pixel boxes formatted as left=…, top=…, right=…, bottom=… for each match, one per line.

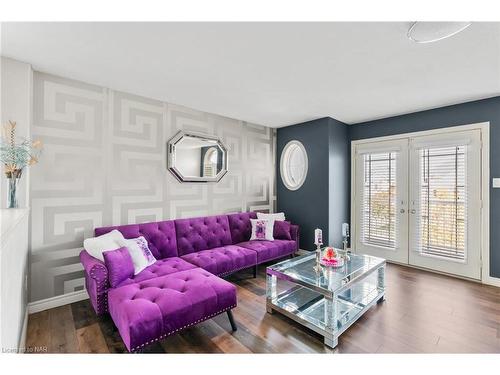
left=103, top=247, right=134, bottom=288
left=274, top=221, right=292, bottom=240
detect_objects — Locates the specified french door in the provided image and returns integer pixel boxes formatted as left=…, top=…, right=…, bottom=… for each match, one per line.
left=354, top=139, right=409, bottom=264
left=353, top=129, right=482, bottom=280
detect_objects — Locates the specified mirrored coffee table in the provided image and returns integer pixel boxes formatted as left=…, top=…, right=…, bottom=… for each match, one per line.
left=266, top=251, right=386, bottom=348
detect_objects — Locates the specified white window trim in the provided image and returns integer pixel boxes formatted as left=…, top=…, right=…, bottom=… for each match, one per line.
left=350, top=122, right=498, bottom=287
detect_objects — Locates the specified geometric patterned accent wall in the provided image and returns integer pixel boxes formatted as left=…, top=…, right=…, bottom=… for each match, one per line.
left=30, top=72, right=276, bottom=302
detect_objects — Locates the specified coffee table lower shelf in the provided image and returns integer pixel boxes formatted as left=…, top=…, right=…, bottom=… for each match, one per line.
left=266, top=285, right=385, bottom=348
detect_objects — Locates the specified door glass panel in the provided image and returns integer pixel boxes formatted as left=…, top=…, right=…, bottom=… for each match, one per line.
left=418, top=146, right=467, bottom=261
left=362, top=152, right=397, bottom=249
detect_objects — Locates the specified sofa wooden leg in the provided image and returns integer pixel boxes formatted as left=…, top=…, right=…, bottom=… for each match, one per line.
left=227, top=310, right=237, bottom=331
left=253, top=264, right=257, bottom=278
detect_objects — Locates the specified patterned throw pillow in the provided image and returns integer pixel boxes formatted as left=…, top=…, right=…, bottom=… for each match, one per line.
left=250, top=219, right=274, bottom=241
left=118, top=236, right=157, bottom=275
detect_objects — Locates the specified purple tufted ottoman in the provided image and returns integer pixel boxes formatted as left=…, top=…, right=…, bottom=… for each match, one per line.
left=108, top=268, right=237, bottom=352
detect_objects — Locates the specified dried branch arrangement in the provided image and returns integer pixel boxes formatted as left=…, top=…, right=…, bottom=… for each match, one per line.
left=0, top=120, right=42, bottom=179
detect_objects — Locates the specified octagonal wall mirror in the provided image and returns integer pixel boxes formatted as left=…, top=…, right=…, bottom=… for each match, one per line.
left=167, top=131, right=228, bottom=182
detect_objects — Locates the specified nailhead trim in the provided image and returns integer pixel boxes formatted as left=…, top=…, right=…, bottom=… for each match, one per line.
left=130, top=305, right=237, bottom=352
left=260, top=250, right=296, bottom=264
left=88, top=264, right=110, bottom=314
left=217, top=264, right=256, bottom=277
left=214, top=247, right=297, bottom=278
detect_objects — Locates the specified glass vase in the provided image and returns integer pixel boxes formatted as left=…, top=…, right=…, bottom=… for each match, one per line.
left=6, top=169, right=22, bottom=208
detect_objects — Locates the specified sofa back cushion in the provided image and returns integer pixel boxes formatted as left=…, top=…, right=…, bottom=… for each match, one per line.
left=175, top=215, right=232, bottom=255
left=227, top=212, right=257, bottom=244
left=95, top=221, right=178, bottom=259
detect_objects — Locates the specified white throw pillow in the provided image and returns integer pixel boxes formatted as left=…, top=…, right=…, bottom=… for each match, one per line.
left=250, top=219, right=274, bottom=241
left=83, top=229, right=125, bottom=262
left=118, top=236, right=157, bottom=275
left=257, top=212, right=286, bottom=222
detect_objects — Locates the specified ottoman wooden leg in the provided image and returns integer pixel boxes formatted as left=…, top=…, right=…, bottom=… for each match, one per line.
left=227, top=310, right=237, bottom=332
left=253, top=265, right=257, bottom=278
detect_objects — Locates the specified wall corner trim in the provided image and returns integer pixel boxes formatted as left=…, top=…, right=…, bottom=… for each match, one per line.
left=18, top=309, right=28, bottom=349
left=28, top=290, right=89, bottom=314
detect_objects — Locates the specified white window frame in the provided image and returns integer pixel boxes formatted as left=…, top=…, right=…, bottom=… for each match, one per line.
left=350, top=122, right=496, bottom=286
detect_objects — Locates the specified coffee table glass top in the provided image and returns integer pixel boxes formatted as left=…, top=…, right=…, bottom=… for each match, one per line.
left=267, top=251, right=385, bottom=296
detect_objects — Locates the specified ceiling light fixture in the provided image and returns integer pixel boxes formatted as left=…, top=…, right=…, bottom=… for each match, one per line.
left=407, top=22, right=472, bottom=43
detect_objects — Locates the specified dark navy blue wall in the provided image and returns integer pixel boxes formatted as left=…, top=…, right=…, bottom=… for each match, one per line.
left=277, top=117, right=350, bottom=250
left=328, top=118, right=350, bottom=247
left=349, top=96, right=500, bottom=278
left=277, top=118, right=330, bottom=250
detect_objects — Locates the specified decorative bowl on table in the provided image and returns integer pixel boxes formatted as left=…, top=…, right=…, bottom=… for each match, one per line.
left=320, top=247, right=345, bottom=268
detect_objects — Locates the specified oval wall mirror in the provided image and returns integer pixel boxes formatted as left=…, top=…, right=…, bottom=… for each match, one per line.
left=280, top=140, right=308, bottom=191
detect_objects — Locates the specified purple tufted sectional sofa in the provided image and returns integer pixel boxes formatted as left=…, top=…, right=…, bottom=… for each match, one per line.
left=79, top=212, right=299, bottom=351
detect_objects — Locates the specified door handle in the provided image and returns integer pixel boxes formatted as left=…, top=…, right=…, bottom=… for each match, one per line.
left=410, top=209, right=416, bottom=214
left=400, top=209, right=405, bottom=213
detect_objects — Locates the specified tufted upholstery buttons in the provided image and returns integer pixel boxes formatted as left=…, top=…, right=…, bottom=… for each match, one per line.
left=84, top=212, right=297, bottom=318
left=94, top=220, right=178, bottom=260
left=174, top=215, right=232, bottom=256
left=115, top=257, right=197, bottom=287
left=107, top=268, right=237, bottom=352
left=180, top=245, right=257, bottom=276
left=227, top=212, right=257, bottom=244
left=238, top=239, right=296, bottom=263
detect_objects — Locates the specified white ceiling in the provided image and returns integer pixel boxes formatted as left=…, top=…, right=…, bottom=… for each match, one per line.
left=2, top=22, right=500, bottom=127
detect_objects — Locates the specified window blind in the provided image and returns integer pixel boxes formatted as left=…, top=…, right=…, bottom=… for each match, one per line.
left=203, top=164, right=215, bottom=177
left=362, top=152, right=397, bottom=248
left=417, top=145, right=467, bottom=260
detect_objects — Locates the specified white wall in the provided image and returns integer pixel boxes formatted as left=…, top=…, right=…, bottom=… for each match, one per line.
left=0, top=57, right=32, bottom=209
left=0, top=57, right=32, bottom=351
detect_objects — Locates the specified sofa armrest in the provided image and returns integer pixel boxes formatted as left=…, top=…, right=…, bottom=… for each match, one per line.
left=290, top=224, right=300, bottom=251
left=80, top=249, right=108, bottom=283
left=80, top=249, right=109, bottom=315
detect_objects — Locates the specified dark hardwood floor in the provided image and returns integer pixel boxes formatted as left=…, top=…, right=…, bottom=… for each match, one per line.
left=26, top=262, right=500, bottom=353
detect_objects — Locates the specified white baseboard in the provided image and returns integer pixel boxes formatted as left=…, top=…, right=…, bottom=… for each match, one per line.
left=28, top=290, right=89, bottom=314
left=482, top=275, right=500, bottom=288
left=18, top=309, right=28, bottom=348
